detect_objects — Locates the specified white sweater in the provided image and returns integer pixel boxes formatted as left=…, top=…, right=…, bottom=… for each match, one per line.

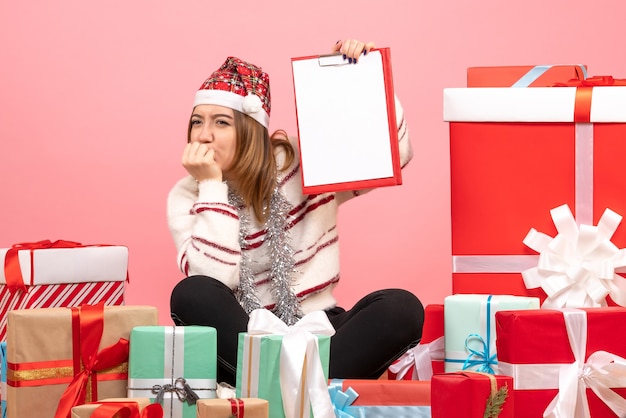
left=167, top=99, right=412, bottom=314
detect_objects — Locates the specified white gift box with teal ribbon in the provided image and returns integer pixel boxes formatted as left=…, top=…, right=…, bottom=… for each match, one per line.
left=127, top=325, right=217, bottom=418
left=444, top=294, right=539, bottom=373
left=236, top=309, right=335, bottom=418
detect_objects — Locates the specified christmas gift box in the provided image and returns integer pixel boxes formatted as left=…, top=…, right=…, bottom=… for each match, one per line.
left=0, top=240, right=128, bottom=342
left=196, top=398, right=268, bottom=418
left=70, top=398, right=161, bottom=418
left=467, top=64, right=587, bottom=87
left=329, top=379, right=431, bottom=417
left=495, top=307, right=626, bottom=418
left=444, top=294, right=539, bottom=374
left=5, top=303, right=158, bottom=418
left=431, top=371, right=513, bottom=418
left=127, top=326, right=217, bottom=418
left=445, top=76, right=626, bottom=307
left=388, top=303, right=444, bottom=380
left=236, top=309, right=334, bottom=418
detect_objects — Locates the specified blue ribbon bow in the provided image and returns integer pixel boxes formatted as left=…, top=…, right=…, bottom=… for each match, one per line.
left=328, top=381, right=359, bottom=418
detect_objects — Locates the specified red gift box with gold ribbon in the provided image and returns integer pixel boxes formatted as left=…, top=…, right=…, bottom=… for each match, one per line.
left=0, top=240, right=129, bottom=342
left=5, top=303, right=157, bottom=418
left=431, top=371, right=514, bottom=418
left=444, top=76, right=626, bottom=307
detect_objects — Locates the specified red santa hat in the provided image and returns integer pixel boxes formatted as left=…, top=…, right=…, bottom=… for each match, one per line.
left=194, top=57, right=271, bottom=129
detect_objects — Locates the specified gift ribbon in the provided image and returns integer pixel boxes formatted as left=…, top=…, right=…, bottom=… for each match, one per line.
left=511, top=65, right=587, bottom=88
left=328, top=380, right=359, bottom=418
left=445, top=295, right=499, bottom=374
left=463, top=295, right=497, bottom=374
left=327, top=380, right=431, bottom=418
left=152, top=377, right=200, bottom=405
left=3, top=240, right=83, bottom=292
left=54, top=302, right=130, bottom=418
left=229, top=398, right=245, bottom=418
left=91, top=401, right=164, bottom=418
left=388, top=336, right=444, bottom=380
left=3, top=240, right=129, bottom=293
left=245, top=309, right=336, bottom=418
left=456, top=371, right=509, bottom=418
left=498, top=309, right=626, bottom=418
left=127, top=326, right=216, bottom=418
left=522, top=204, right=626, bottom=308
left=453, top=77, right=626, bottom=308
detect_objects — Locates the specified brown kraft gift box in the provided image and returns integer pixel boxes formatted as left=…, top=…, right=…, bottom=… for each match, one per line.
left=5, top=304, right=158, bottom=418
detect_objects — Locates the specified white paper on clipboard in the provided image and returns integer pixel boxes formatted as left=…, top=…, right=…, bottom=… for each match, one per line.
left=291, top=48, right=400, bottom=193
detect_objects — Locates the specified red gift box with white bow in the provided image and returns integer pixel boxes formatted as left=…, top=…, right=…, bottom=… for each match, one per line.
left=495, top=307, right=626, bottom=418
left=387, top=304, right=444, bottom=380
left=444, top=77, right=626, bottom=307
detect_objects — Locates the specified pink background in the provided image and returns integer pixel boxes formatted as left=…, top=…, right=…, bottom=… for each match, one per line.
left=1, top=0, right=624, bottom=325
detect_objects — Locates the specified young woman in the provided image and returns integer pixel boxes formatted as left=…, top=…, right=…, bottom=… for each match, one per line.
left=168, top=39, right=424, bottom=385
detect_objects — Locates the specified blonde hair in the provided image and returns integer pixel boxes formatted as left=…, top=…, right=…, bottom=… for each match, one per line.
left=188, top=110, right=295, bottom=223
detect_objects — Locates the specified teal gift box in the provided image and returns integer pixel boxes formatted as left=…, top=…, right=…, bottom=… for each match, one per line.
left=444, top=294, right=539, bottom=374
left=236, top=310, right=333, bottom=418
left=127, top=325, right=217, bottom=418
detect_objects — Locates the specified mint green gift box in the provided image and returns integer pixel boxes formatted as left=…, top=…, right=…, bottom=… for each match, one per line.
left=235, top=332, right=331, bottom=418
left=444, top=294, right=539, bottom=374
left=128, top=325, right=217, bottom=418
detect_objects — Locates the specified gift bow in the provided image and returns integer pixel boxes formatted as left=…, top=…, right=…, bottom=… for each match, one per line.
left=247, top=309, right=336, bottom=418
left=388, top=336, right=444, bottom=380
left=553, top=75, right=626, bottom=87
left=552, top=75, right=626, bottom=123
left=3, top=239, right=83, bottom=292
left=522, top=204, right=626, bottom=308
left=54, top=302, right=130, bottom=418
left=152, top=377, right=199, bottom=405
left=543, top=309, right=626, bottom=418
left=91, top=402, right=164, bottom=418
left=463, top=334, right=497, bottom=374
left=328, top=381, right=359, bottom=418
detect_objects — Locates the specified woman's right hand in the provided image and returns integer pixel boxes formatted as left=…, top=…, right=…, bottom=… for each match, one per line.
left=181, top=142, right=223, bottom=183
left=332, top=39, right=376, bottom=63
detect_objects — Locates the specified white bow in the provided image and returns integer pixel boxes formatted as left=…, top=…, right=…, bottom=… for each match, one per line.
left=522, top=204, right=626, bottom=308
left=388, top=337, right=444, bottom=380
left=248, top=309, right=336, bottom=418
left=543, top=309, right=626, bottom=418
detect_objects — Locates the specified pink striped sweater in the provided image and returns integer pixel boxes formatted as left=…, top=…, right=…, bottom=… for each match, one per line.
left=167, top=98, right=412, bottom=314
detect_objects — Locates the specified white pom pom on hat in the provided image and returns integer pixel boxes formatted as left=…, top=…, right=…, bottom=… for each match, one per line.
left=194, top=57, right=271, bottom=129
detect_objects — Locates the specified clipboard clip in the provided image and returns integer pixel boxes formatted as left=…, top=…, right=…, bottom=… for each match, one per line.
left=317, top=53, right=349, bottom=67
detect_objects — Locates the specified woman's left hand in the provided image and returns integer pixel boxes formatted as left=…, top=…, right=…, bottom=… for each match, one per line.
left=332, top=39, right=376, bottom=64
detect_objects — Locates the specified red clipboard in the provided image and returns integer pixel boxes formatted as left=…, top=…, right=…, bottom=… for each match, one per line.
left=291, top=48, right=402, bottom=194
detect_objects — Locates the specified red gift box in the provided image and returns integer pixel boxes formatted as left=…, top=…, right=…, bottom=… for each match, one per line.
left=467, top=65, right=587, bottom=87
left=495, top=307, right=626, bottom=418
left=431, top=371, right=514, bottom=418
left=0, top=241, right=127, bottom=342
left=329, top=379, right=431, bottom=417
left=445, top=77, right=626, bottom=306
left=388, top=304, right=444, bottom=380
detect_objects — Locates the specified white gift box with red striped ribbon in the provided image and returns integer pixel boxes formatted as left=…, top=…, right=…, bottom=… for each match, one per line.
left=0, top=243, right=128, bottom=341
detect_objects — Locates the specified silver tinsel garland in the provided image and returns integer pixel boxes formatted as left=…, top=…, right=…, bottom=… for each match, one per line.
left=229, top=185, right=302, bottom=325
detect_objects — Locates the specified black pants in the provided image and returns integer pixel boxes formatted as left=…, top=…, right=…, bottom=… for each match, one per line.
left=170, top=275, right=424, bottom=385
